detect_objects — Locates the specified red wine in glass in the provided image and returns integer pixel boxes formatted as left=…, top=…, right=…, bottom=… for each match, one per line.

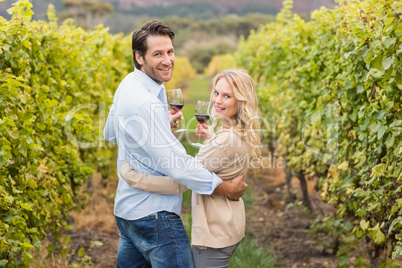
left=169, top=103, right=184, bottom=112
left=195, top=113, right=210, bottom=124
left=192, top=100, right=211, bottom=147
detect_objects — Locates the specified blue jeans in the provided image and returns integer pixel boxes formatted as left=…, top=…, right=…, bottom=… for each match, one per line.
left=115, top=211, right=194, bottom=268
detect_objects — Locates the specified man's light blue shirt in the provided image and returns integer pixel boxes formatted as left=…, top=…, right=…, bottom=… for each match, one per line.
left=104, top=69, right=223, bottom=220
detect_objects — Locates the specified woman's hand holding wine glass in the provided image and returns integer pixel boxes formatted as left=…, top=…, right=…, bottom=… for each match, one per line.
left=195, top=124, right=212, bottom=139
left=193, top=100, right=212, bottom=146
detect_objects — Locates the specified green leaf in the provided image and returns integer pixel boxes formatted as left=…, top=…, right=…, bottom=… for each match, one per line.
left=382, top=55, right=394, bottom=70
left=386, top=135, right=395, bottom=149
left=311, top=111, right=321, bottom=122
left=388, top=217, right=402, bottom=234
left=338, top=255, right=350, bottom=266
left=20, top=202, right=33, bottom=211
left=355, top=229, right=363, bottom=238
left=383, top=37, right=396, bottom=49
left=369, top=122, right=381, bottom=133
left=338, top=204, right=347, bottom=217
left=377, top=125, right=387, bottom=139
left=26, top=177, right=37, bottom=189
left=372, top=163, right=386, bottom=176
left=392, top=244, right=402, bottom=259
left=33, top=237, right=41, bottom=248
left=338, top=161, right=349, bottom=170
left=395, top=23, right=402, bottom=37
left=0, top=259, right=7, bottom=267
left=78, top=247, right=85, bottom=257
left=20, top=241, right=32, bottom=250
left=369, top=68, right=385, bottom=79
left=360, top=220, right=369, bottom=231
left=34, top=144, right=44, bottom=151
left=390, top=120, right=402, bottom=128
left=44, top=99, right=58, bottom=108
left=91, top=240, right=103, bottom=246
left=368, top=224, right=386, bottom=245
left=1, top=44, right=10, bottom=51
left=356, top=208, right=367, bottom=218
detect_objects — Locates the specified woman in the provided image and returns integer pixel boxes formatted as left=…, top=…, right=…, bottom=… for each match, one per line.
left=120, top=69, right=261, bottom=268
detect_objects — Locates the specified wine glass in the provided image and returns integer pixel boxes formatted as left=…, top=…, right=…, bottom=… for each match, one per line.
left=192, top=100, right=211, bottom=147
left=195, top=101, right=211, bottom=124
left=167, top=88, right=184, bottom=131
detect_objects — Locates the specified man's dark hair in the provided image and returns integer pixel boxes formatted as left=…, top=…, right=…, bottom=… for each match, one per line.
left=132, top=20, right=175, bottom=70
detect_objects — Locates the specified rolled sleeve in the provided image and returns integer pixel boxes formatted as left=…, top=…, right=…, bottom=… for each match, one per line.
left=209, top=172, right=222, bottom=194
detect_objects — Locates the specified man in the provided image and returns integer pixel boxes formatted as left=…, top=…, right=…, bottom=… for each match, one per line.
left=104, top=20, right=247, bottom=268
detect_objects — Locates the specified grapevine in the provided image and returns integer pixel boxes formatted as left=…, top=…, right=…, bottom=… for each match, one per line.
left=236, top=0, right=402, bottom=265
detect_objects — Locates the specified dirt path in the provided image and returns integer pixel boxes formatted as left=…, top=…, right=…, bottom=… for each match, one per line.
left=245, top=157, right=338, bottom=267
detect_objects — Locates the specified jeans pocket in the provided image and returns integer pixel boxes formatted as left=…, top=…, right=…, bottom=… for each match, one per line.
left=129, top=215, right=158, bottom=248
left=164, top=213, right=189, bottom=242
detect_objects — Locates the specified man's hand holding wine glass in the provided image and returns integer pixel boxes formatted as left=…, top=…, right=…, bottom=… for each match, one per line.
left=167, top=88, right=186, bottom=131
left=169, top=110, right=183, bottom=128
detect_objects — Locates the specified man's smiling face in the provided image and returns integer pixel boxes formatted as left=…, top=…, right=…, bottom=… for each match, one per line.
left=136, top=35, right=175, bottom=85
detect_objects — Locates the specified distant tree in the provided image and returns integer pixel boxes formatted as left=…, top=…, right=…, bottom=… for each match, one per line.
left=153, top=14, right=274, bottom=73
left=204, top=54, right=237, bottom=77
left=63, top=0, right=113, bottom=28
left=185, top=39, right=238, bottom=73
left=118, top=2, right=221, bottom=20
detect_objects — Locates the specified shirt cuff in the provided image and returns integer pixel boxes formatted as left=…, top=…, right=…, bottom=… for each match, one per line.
left=209, top=172, right=222, bottom=194
left=193, top=172, right=222, bottom=195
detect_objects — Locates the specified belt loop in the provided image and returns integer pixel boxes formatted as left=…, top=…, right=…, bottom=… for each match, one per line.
left=155, top=212, right=158, bottom=220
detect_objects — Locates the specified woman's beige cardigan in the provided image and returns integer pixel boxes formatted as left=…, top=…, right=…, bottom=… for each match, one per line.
left=120, top=130, right=250, bottom=249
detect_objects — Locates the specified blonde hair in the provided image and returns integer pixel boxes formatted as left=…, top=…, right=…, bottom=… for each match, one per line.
left=210, top=69, right=261, bottom=159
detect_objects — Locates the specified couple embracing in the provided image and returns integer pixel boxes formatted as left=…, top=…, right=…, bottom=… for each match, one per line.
left=104, top=20, right=261, bottom=268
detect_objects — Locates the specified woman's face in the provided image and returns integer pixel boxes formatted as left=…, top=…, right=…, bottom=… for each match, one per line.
left=211, top=78, right=239, bottom=119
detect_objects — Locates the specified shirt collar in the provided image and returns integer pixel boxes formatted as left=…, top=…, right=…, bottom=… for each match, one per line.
left=133, top=68, right=165, bottom=97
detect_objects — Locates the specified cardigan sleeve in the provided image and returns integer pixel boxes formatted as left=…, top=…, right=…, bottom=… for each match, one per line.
left=119, top=161, right=189, bottom=194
